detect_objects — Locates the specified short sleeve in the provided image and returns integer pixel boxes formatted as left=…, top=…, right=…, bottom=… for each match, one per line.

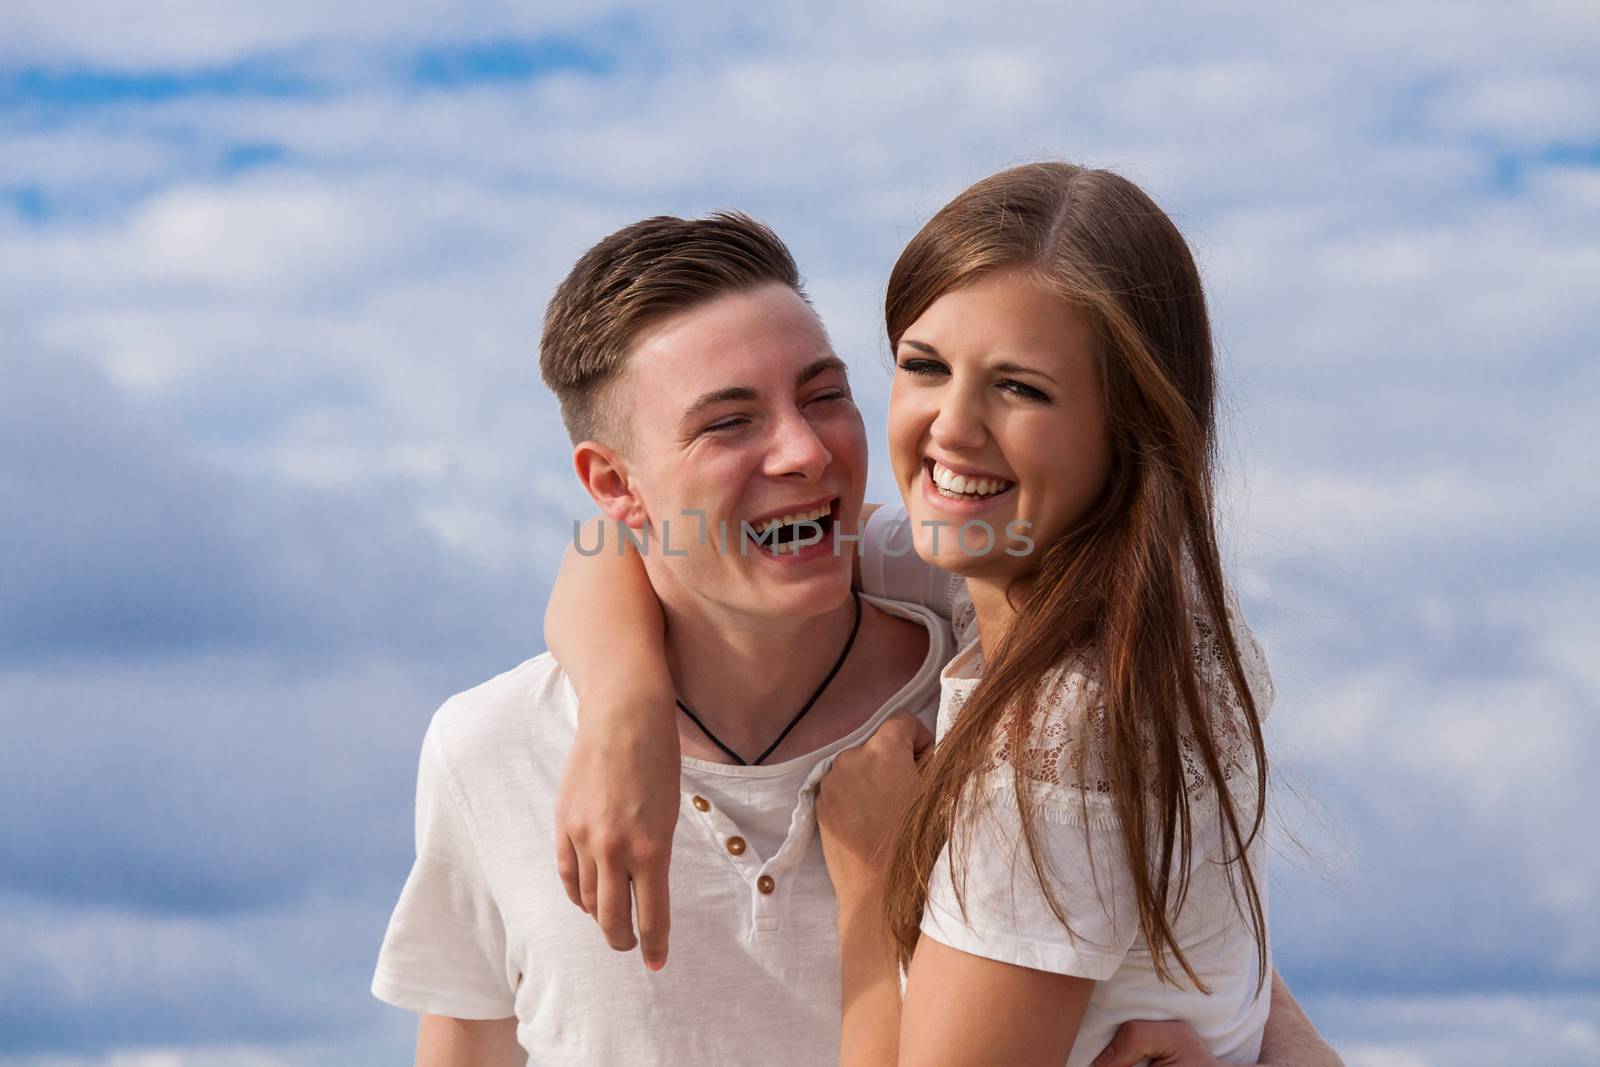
left=919, top=772, right=1139, bottom=980
left=919, top=579, right=1273, bottom=980
left=371, top=722, right=516, bottom=1019
left=860, top=503, right=962, bottom=625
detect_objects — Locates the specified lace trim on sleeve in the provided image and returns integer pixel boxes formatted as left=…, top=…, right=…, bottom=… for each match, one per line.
left=965, top=591, right=1273, bottom=831
left=951, top=582, right=979, bottom=651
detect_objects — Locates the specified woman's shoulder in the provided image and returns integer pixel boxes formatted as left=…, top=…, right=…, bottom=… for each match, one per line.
left=982, top=582, right=1272, bottom=828
left=1201, top=580, right=1276, bottom=721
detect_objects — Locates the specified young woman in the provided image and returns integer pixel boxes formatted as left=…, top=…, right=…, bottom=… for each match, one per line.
left=549, top=164, right=1332, bottom=1066
left=808, top=163, right=1275, bottom=1066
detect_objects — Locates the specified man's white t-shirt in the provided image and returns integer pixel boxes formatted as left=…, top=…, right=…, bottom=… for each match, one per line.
left=371, top=594, right=952, bottom=1065
left=858, top=504, right=1275, bottom=1067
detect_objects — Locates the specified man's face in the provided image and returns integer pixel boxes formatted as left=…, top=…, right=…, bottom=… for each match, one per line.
left=619, top=282, right=867, bottom=623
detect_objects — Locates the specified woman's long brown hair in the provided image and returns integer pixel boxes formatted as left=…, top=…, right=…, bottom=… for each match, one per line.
left=881, top=162, right=1270, bottom=994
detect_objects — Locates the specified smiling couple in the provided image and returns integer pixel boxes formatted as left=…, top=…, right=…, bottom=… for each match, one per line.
left=372, top=164, right=1344, bottom=1067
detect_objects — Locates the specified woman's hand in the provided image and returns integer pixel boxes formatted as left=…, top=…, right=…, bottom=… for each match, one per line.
left=554, top=685, right=681, bottom=970
left=817, top=713, right=933, bottom=899
left=819, top=713, right=933, bottom=1067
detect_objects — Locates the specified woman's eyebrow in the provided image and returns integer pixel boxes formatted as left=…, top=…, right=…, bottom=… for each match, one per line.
left=898, top=340, right=1059, bottom=387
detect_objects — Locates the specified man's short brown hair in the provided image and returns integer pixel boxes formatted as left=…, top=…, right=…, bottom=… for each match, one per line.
left=539, top=211, right=804, bottom=448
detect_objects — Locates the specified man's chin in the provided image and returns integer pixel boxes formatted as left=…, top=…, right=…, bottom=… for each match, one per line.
left=739, top=566, right=854, bottom=619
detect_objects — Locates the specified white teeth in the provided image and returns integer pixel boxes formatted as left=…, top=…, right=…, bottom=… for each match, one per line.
left=751, top=503, right=833, bottom=547
left=755, top=504, right=829, bottom=534
left=930, top=461, right=1011, bottom=498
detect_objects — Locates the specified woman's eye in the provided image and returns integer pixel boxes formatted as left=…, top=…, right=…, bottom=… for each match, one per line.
left=999, top=379, right=1048, bottom=402
left=897, top=358, right=947, bottom=377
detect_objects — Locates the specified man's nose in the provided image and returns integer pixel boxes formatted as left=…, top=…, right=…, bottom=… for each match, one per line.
left=766, top=409, right=832, bottom=480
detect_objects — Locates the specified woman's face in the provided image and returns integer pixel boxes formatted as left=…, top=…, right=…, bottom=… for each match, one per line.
left=887, top=269, right=1112, bottom=583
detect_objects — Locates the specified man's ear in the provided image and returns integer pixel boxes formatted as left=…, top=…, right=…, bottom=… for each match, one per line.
left=572, top=441, right=648, bottom=529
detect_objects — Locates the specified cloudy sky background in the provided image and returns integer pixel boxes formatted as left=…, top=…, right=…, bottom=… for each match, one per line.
left=2, top=2, right=1596, bottom=1064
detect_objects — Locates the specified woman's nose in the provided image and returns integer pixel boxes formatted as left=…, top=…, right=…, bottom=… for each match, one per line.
left=928, top=390, right=986, bottom=453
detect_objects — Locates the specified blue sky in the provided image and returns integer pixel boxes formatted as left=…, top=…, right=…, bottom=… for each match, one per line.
left=1, top=3, right=1597, bottom=1064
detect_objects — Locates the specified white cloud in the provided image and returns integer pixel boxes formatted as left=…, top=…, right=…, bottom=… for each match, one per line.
left=1429, top=72, right=1600, bottom=147
left=0, top=1038, right=408, bottom=1067
left=0, top=886, right=416, bottom=1062
left=1312, top=991, right=1600, bottom=1067
left=0, top=1, right=606, bottom=69
left=1261, top=580, right=1600, bottom=986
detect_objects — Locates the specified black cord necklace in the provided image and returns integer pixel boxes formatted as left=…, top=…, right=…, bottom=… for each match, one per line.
left=676, top=589, right=863, bottom=766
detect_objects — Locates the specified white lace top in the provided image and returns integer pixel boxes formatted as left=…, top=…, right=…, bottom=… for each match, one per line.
left=860, top=504, right=1275, bottom=1067
left=942, top=574, right=1274, bottom=832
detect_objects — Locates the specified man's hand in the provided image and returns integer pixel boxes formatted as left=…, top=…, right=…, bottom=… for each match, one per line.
left=1092, top=971, right=1346, bottom=1067
left=816, top=713, right=933, bottom=898
left=1090, top=1019, right=1222, bottom=1067
left=554, top=696, right=681, bottom=970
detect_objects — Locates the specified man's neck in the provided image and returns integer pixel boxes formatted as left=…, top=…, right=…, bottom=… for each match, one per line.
left=661, top=592, right=859, bottom=763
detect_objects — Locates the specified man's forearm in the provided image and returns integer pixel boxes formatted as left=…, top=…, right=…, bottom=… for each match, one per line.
left=416, top=1014, right=523, bottom=1067
left=1258, top=972, right=1343, bottom=1067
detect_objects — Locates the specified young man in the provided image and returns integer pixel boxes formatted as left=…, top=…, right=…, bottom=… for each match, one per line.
left=372, top=213, right=1343, bottom=1066
left=372, top=212, right=948, bottom=1065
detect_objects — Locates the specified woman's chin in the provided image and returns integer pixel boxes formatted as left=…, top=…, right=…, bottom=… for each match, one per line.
left=911, top=536, right=1020, bottom=581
